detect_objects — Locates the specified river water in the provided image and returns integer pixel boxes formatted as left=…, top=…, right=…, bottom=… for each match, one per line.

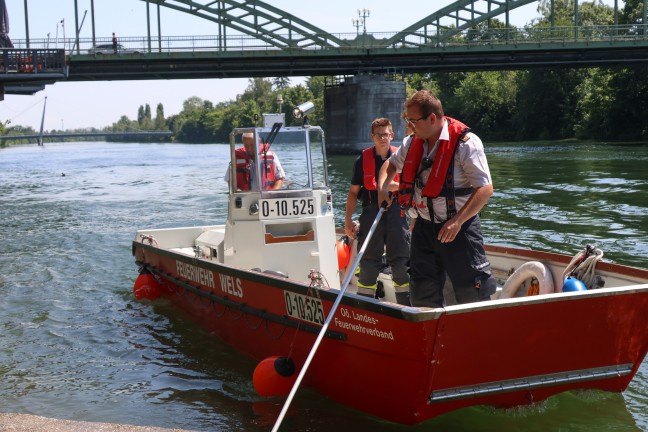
left=0, top=141, right=646, bottom=431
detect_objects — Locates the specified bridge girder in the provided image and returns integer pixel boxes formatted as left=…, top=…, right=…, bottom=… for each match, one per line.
left=140, top=0, right=350, bottom=48
left=385, top=0, right=538, bottom=47
left=141, top=0, right=540, bottom=49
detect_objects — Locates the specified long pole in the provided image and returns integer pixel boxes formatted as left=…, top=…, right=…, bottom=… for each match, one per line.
left=37, top=96, right=47, bottom=146
left=23, top=0, right=29, bottom=48
left=73, top=0, right=79, bottom=54
left=271, top=203, right=387, bottom=432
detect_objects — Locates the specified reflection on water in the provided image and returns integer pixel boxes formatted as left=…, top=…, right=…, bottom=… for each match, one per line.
left=0, top=142, right=646, bottom=431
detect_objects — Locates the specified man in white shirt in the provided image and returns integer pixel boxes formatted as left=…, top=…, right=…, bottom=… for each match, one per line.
left=378, top=90, right=496, bottom=307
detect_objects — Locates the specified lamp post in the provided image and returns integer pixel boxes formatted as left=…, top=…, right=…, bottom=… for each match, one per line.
left=358, top=8, right=370, bottom=34
left=352, top=17, right=363, bottom=35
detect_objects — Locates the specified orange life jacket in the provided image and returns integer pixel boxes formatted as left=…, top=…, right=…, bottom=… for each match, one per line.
left=235, top=144, right=276, bottom=190
left=361, top=146, right=400, bottom=190
left=397, top=117, right=470, bottom=211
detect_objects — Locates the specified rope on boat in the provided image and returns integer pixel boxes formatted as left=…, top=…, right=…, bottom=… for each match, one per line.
left=562, top=244, right=604, bottom=289
left=139, top=234, right=158, bottom=247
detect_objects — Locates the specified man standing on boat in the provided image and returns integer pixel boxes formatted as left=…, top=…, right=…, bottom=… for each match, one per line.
left=225, top=132, right=285, bottom=191
left=345, top=118, right=411, bottom=305
left=378, top=91, right=496, bottom=307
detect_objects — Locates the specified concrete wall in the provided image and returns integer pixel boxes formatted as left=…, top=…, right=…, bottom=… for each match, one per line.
left=324, top=75, right=406, bottom=154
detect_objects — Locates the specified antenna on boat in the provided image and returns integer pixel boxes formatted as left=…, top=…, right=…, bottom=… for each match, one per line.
left=270, top=202, right=388, bottom=432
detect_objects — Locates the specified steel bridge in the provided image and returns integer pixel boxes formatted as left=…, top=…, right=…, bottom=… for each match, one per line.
left=1, top=0, right=647, bottom=96
left=0, top=131, right=173, bottom=143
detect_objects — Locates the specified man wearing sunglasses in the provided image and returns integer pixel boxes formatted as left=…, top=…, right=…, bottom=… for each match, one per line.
left=377, top=91, right=496, bottom=308
left=344, top=118, right=411, bottom=305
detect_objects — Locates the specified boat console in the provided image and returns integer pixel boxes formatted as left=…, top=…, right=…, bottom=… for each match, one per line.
left=220, top=113, right=340, bottom=288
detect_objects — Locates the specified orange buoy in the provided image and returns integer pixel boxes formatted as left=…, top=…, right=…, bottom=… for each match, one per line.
left=133, top=272, right=162, bottom=300
left=253, top=356, right=296, bottom=397
left=336, top=236, right=351, bottom=270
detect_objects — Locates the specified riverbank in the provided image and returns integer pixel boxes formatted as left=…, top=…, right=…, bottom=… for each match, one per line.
left=0, top=414, right=197, bottom=432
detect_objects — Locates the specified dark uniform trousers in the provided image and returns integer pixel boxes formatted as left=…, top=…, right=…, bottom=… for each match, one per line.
left=357, top=202, right=410, bottom=288
left=409, top=214, right=497, bottom=308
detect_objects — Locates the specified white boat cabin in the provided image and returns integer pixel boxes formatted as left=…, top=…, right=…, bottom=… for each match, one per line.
left=189, top=114, right=340, bottom=288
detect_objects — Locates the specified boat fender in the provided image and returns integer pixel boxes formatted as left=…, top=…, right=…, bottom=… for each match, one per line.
left=253, top=356, right=296, bottom=397
left=336, top=235, right=351, bottom=270
left=133, top=271, right=162, bottom=300
left=562, top=276, right=587, bottom=292
left=499, top=261, right=555, bottom=299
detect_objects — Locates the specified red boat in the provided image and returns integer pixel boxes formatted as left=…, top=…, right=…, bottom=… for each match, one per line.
left=132, top=110, right=648, bottom=426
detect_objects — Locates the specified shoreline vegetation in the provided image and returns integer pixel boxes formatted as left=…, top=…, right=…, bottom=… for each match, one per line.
left=2, top=1, right=647, bottom=146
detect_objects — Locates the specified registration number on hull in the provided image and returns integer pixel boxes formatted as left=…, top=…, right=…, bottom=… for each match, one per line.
left=284, top=291, right=325, bottom=325
left=260, top=198, right=315, bottom=219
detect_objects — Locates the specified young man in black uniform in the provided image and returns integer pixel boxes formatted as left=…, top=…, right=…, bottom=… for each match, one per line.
left=344, top=118, right=411, bottom=305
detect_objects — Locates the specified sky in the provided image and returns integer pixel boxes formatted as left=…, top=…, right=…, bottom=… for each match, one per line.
left=0, top=0, right=601, bottom=131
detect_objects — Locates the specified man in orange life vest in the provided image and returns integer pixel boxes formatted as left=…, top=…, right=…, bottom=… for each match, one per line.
left=344, top=118, right=411, bottom=305
left=377, top=91, right=496, bottom=308
left=226, top=132, right=285, bottom=191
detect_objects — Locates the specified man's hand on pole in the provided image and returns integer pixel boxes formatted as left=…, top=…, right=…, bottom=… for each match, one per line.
left=377, top=159, right=396, bottom=208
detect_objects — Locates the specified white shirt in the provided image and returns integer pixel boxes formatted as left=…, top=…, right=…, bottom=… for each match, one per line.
left=389, top=120, right=492, bottom=222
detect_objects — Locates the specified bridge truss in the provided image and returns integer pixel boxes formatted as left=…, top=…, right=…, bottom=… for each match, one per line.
left=2, top=0, right=648, bottom=94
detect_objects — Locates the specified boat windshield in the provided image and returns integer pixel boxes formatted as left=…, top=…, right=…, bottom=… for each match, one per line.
left=229, top=126, right=328, bottom=193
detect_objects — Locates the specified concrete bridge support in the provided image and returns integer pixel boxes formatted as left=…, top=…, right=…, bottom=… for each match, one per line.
left=324, top=75, right=406, bottom=154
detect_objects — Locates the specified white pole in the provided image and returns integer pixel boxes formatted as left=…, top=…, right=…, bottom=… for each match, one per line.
left=271, top=204, right=387, bottom=432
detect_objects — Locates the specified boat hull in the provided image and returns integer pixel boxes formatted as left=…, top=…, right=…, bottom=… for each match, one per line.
left=133, top=240, right=648, bottom=425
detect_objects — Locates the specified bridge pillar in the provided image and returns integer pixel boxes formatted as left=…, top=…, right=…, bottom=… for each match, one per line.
left=324, top=75, right=406, bottom=154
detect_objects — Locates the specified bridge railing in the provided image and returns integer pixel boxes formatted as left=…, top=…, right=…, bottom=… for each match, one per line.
left=395, top=24, right=647, bottom=48
left=0, top=49, right=67, bottom=77
left=8, top=24, right=648, bottom=54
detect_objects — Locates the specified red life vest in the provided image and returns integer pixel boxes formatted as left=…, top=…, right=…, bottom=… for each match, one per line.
left=235, top=144, right=277, bottom=190
left=397, top=117, right=470, bottom=209
left=362, top=146, right=400, bottom=190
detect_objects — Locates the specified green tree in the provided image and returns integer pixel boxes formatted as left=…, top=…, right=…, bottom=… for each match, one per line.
left=137, top=105, right=145, bottom=126
left=306, top=76, right=326, bottom=100
left=272, top=76, right=291, bottom=90
left=572, top=68, right=614, bottom=139
left=406, top=73, right=440, bottom=98
left=536, top=0, right=614, bottom=26
left=240, top=78, right=274, bottom=111
left=605, top=66, right=648, bottom=140
left=282, top=85, right=317, bottom=126
left=144, top=104, right=152, bottom=121
left=512, top=68, right=588, bottom=140
left=175, top=96, right=215, bottom=142
left=154, top=103, right=166, bottom=130
left=453, top=71, right=518, bottom=140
